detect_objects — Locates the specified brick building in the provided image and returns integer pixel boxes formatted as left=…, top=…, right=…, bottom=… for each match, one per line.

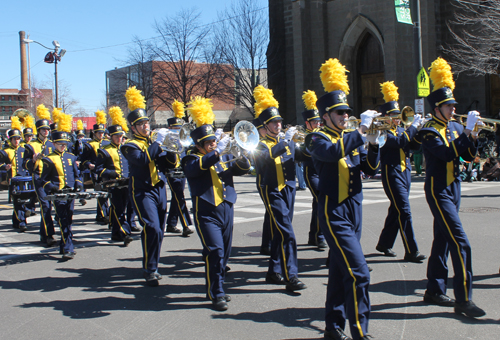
left=268, top=0, right=500, bottom=124
left=106, top=61, right=256, bottom=127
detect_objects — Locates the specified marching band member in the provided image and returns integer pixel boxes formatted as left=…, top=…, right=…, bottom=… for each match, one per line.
left=121, top=86, right=177, bottom=286
left=375, top=81, right=427, bottom=263
left=73, top=120, right=89, bottom=207
left=0, top=117, right=29, bottom=232
left=21, top=115, right=36, bottom=216
left=35, top=113, right=83, bottom=260
left=165, top=100, right=194, bottom=237
left=81, top=110, right=110, bottom=224
left=252, top=117, right=271, bottom=256
left=300, top=90, right=326, bottom=250
left=182, top=96, right=250, bottom=311
left=95, top=106, right=133, bottom=246
left=23, top=104, right=56, bottom=246
left=418, top=57, right=485, bottom=318
left=306, top=58, right=380, bottom=340
left=253, top=85, right=306, bottom=292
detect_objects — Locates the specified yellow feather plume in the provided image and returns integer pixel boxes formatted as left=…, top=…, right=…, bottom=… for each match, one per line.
left=380, top=81, right=399, bottom=103
left=187, top=96, right=215, bottom=127
left=302, top=90, right=318, bottom=110
left=24, top=115, right=35, bottom=130
left=11, top=116, right=22, bottom=131
left=57, top=113, right=73, bottom=133
left=319, top=58, right=350, bottom=94
left=52, top=107, right=63, bottom=124
left=253, top=85, right=279, bottom=118
left=108, top=106, right=129, bottom=133
left=77, top=120, right=83, bottom=131
left=95, top=110, right=107, bottom=125
left=429, top=57, right=455, bottom=91
left=125, top=86, right=146, bottom=111
left=36, top=104, right=50, bottom=120
left=172, top=100, right=185, bottom=119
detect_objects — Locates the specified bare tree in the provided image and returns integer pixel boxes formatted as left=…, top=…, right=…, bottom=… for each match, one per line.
left=150, top=8, right=234, bottom=112
left=213, top=0, right=269, bottom=115
left=444, top=0, right=500, bottom=75
left=57, top=79, right=79, bottom=113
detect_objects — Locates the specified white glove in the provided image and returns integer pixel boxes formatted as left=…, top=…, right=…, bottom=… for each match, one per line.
left=284, top=127, right=297, bottom=143
left=278, top=132, right=285, bottom=139
left=471, top=120, right=485, bottom=137
left=365, top=130, right=380, bottom=145
left=411, top=114, right=423, bottom=128
left=215, top=128, right=223, bottom=141
left=154, top=128, right=169, bottom=145
left=360, top=110, right=381, bottom=128
left=465, top=110, right=480, bottom=131
left=215, top=135, right=230, bottom=154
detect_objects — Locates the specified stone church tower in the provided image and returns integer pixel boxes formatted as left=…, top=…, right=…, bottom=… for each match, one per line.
left=268, top=0, right=495, bottom=124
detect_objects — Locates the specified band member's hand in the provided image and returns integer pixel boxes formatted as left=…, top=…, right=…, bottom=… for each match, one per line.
left=365, top=130, right=381, bottom=145
left=76, top=160, right=81, bottom=167
left=215, top=135, right=231, bottom=154
left=5, top=164, right=11, bottom=170
left=154, top=128, right=169, bottom=145
left=88, top=164, right=95, bottom=170
left=465, top=111, right=480, bottom=131
left=360, top=110, right=381, bottom=128
left=34, top=153, right=43, bottom=161
left=471, top=120, right=484, bottom=138
left=215, top=128, right=223, bottom=141
left=284, top=127, right=297, bottom=143
left=411, top=114, right=423, bottom=128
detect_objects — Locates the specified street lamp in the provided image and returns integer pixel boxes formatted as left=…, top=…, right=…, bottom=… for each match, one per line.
left=23, top=38, right=66, bottom=108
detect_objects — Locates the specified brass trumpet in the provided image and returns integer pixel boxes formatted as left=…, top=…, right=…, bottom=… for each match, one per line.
left=390, top=106, right=415, bottom=126
left=283, top=125, right=307, bottom=144
left=453, top=114, right=499, bottom=132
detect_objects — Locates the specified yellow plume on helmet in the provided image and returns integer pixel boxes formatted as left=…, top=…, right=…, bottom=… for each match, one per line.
left=302, top=90, right=318, bottom=110
left=52, top=107, right=63, bottom=125
left=57, top=113, right=73, bottom=133
left=77, top=120, right=84, bottom=131
left=253, top=85, right=279, bottom=118
left=429, top=57, right=455, bottom=91
left=95, top=110, right=107, bottom=125
left=36, top=104, right=50, bottom=120
left=24, top=115, right=36, bottom=131
left=187, top=96, right=215, bottom=127
left=380, top=81, right=399, bottom=103
left=108, top=106, right=129, bottom=132
left=11, top=116, right=22, bottom=131
left=172, top=100, right=185, bottom=119
left=125, top=86, right=146, bottom=111
left=320, top=58, right=350, bottom=94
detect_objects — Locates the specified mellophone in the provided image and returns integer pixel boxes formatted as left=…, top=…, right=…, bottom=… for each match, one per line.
left=46, top=188, right=109, bottom=202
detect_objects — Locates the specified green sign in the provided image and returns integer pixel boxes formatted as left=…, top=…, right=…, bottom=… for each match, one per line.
left=395, top=0, right=412, bottom=25
left=417, top=67, right=430, bottom=97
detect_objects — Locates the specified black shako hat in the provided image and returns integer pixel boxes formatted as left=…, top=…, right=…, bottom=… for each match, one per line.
left=427, top=87, right=458, bottom=110
left=190, top=124, right=216, bottom=145
left=316, top=90, right=352, bottom=116
left=127, top=108, right=149, bottom=126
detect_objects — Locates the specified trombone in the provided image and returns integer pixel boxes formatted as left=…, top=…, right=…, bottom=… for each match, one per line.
left=453, top=114, right=499, bottom=132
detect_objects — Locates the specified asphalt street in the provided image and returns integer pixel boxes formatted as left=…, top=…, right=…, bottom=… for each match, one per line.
left=0, top=174, right=499, bottom=339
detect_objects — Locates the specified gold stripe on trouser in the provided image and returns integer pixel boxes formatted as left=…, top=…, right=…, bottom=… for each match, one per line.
left=324, top=195, right=364, bottom=338
left=33, top=177, right=50, bottom=236
left=169, top=178, right=188, bottom=227
left=111, top=202, right=127, bottom=235
left=305, top=167, right=320, bottom=238
left=264, top=185, right=289, bottom=281
left=54, top=205, right=66, bottom=245
left=194, top=197, right=213, bottom=300
left=131, top=178, right=148, bottom=269
left=384, top=165, right=411, bottom=253
left=430, top=177, right=468, bottom=301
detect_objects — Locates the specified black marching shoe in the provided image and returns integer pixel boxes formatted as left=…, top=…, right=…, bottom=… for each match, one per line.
left=42, top=235, right=57, bottom=247
left=130, top=224, right=142, bottom=232
left=266, top=272, right=285, bottom=285
left=19, top=224, right=27, bottom=232
left=324, top=328, right=352, bottom=340
left=96, top=216, right=109, bottom=225
left=123, top=235, right=133, bottom=246
left=62, top=251, right=76, bottom=260
left=182, top=227, right=194, bottom=237
left=166, top=225, right=182, bottom=233
left=286, top=277, right=307, bottom=292
left=143, top=272, right=160, bottom=287
left=423, top=291, right=455, bottom=306
left=376, top=245, right=397, bottom=257
left=224, top=295, right=231, bottom=302
left=260, top=246, right=271, bottom=256
left=212, top=296, right=228, bottom=311
left=454, top=301, right=486, bottom=318
left=404, top=251, right=427, bottom=263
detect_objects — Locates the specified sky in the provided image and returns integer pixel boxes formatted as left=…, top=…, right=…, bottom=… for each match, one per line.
left=0, top=0, right=268, bottom=115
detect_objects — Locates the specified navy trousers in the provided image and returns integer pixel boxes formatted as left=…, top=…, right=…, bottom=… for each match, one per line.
left=425, top=179, right=472, bottom=303
left=166, top=177, right=192, bottom=228
left=126, top=199, right=137, bottom=228
left=193, top=197, right=233, bottom=300
left=377, top=166, right=419, bottom=255
left=92, top=175, right=109, bottom=220
left=256, top=181, right=272, bottom=250
left=261, top=185, right=298, bottom=281
left=130, top=183, right=167, bottom=273
left=109, top=187, right=131, bottom=238
left=304, top=168, right=325, bottom=245
left=54, top=199, right=75, bottom=254
left=35, top=186, right=55, bottom=240
left=319, top=194, right=370, bottom=340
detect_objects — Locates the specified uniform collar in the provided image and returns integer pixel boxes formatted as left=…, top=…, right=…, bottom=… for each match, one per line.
left=37, top=136, right=46, bottom=144
left=324, top=125, right=341, bottom=138
left=133, top=133, right=149, bottom=143
left=110, top=142, right=120, bottom=148
left=93, top=138, right=102, bottom=143
left=265, top=134, right=279, bottom=143
left=54, top=149, right=65, bottom=156
left=432, top=115, right=448, bottom=127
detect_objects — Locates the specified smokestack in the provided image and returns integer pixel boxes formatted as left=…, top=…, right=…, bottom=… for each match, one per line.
left=19, top=31, right=29, bottom=91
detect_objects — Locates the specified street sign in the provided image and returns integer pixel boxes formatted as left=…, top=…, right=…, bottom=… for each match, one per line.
left=395, top=0, right=412, bottom=25
left=415, top=98, right=425, bottom=114
left=417, top=67, right=430, bottom=97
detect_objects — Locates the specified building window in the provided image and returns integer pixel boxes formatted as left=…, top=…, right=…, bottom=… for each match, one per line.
left=8, top=96, right=11, bottom=101
left=2, top=107, right=4, bottom=112
left=1, top=96, right=4, bottom=101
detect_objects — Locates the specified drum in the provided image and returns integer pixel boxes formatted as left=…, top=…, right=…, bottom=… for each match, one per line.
left=11, top=176, right=36, bottom=202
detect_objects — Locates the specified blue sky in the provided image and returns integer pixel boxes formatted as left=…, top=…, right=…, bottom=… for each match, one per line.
left=1, top=0, right=267, bottom=115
